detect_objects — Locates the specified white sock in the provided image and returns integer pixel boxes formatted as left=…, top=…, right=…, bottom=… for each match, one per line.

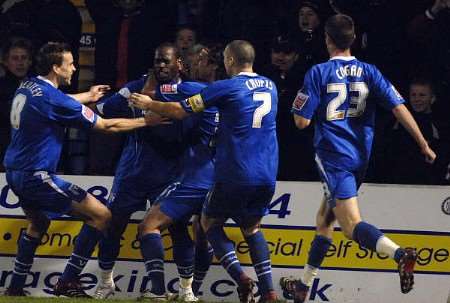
left=375, top=236, right=400, bottom=259
left=180, top=277, right=193, bottom=289
left=100, top=269, right=114, bottom=285
left=301, top=264, right=319, bottom=287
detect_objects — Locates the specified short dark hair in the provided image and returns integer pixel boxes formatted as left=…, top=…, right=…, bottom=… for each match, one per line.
left=156, top=42, right=181, bottom=60
left=35, top=42, right=72, bottom=76
left=325, top=14, right=355, bottom=50
left=410, top=77, right=435, bottom=92
left=225, top=40, right=255, bottom=66
left=2, top=37, right=33, bottom=61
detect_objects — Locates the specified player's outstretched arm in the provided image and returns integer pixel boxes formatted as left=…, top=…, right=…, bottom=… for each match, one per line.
left=93, top=114, right=155, bottom=133
left=129, top=92, right=189, bottom=120
left=392, top=104, right=437, bottom=163
left=69, top=85, right=111, bottom=104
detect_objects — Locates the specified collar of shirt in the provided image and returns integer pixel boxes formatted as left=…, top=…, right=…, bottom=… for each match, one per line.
left=329, top=56, right=356, bottom=61
left=37, top=75, right=57, bottom=88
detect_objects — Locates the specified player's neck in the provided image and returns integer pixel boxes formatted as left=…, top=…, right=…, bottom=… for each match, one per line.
left=231, top=66, right=253, bottom=77
left=42, top=74, right=59, bottom=88
left=329, top=48, right=352, bottom=58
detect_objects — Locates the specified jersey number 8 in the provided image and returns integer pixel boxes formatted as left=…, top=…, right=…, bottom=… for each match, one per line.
left=10, top=93, right=27, bottom=129
left=326, top=82, right=369, bottom=121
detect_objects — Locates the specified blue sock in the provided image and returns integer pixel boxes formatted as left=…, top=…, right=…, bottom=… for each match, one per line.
left=192, top=243, right=214, bottom=295
left=9, top=233, right=40, bottom=289
left=352, top=221, right=383, bottom=251
left=245, top=231, right=273, bottom=295
left=61, top=224, right=102, bottom=282
left=169, top=224, right=195, bottom=281
left=98, top=233, right=122, bottom=271
left=307, top=235, right=332, bottom=268
left=140, top=233, right=165, bottom=295
left=206, top=225, right=244, bottom=284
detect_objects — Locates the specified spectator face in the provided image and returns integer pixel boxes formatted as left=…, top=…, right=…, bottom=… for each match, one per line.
left=176, top=29, right=196, bottom=53
left=409, top=83, right=434, bottom=113
left=298, top=6, right=321, bottom=32
left=271, top=50, right=298, bottom=72
left=55, top=51, right=76, bottom=86
left=4, top=47, right=32, bottom=78
left=153, top=47, right=180, bottom=83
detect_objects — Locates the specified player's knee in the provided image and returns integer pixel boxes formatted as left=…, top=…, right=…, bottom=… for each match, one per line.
left=94, top=208, right=112, bottom=232
left=241, top=225, right=260, bottom=237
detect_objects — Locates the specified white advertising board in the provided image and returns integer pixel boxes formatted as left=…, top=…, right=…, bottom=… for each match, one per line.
left=0, top=174, right=449, bottom=302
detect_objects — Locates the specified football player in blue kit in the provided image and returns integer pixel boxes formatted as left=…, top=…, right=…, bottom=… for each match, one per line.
left=2, top=42, right=156, bottom=297
left=279, top=14, right=436, bottom=303
left=130, top=40, right=279, bottom=303
left=54, top=43, right=206, bottom=299
left=127, top=44, right=222, bottom=302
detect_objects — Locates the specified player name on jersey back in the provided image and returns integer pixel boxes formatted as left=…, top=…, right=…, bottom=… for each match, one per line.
left=335, top=64, right=363, bottom=80
left=18, top=80, right=44, bottom=97
left=245, top=78, right=274, bottom=90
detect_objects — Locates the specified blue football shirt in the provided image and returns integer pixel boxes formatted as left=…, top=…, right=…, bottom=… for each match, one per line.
left=292, top=56, right=405, bottom=170
left=182, top=72, right=279, bottom=186
left=4, top=76, right=98, bottom=172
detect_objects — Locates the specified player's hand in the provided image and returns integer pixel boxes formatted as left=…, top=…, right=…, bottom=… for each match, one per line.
left=89, top=85, right=111, bottom=102
left=129, top=92, right=152, bottom=110
left=143, top=111, right=172, bottom=126
left=421, top=145, right=437, bottom=164
left=141, top=72, right=157, bottom=98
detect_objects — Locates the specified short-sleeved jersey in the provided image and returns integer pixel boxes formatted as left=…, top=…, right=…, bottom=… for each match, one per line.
left=182, top=72, right=278, bottom=186
left=4, top=76, right=98, bottom=172
left=292, top=56, right=405, bottom=170
left=97, top=76, right=209, bottom=189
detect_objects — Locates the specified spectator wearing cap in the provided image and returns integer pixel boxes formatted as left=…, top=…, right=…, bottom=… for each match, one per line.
left=261, top=36, right=317, bottom=181
left=287, top=0, right=329, bottom=70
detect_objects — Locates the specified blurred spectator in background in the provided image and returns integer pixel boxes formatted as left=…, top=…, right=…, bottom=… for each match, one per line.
left=261, top=36, right=317, bottom=181
left=174, top=26, right=197, bottom=76
left=385, top=78, right=449, bottom=184
left=0, top=0, right=81, bottom=91
left=0, top=37, right=33, bottom=171
left=86, top=0, right=177, bottom=90
left=405, top=0, right=450, bottom=124
left=85, top=0, right=177, bottom=175
left=219, top=0, right=281, bottom=70
left=287, top=1, right=330, bottom=70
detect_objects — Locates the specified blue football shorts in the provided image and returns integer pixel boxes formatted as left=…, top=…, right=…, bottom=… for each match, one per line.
left=156, top=182, right=209, bottom=223
left=315, top=155, right=366, bottom=208
left=107, top=177, right=172, bottom=216
left=202, top=182, right=275, bottom=220
left=6, top=170, right=87, bottom=216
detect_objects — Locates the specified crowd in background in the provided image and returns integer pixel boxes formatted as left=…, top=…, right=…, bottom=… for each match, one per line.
left=0, top=0, right=449, bottom=185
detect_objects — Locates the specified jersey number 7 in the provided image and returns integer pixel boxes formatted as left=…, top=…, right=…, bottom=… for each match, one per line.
left=252, top=92, right=271, bottom=128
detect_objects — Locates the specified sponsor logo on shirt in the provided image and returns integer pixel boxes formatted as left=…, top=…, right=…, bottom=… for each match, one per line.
left=119, top=87, right=131, bottom=98
left=187, top=94, right=205, bottom=113
left=81, top=105, right=95, bottom=123
left=161, top=84, right=178, bottom=94
left=292, top=90, right=309, bottom=111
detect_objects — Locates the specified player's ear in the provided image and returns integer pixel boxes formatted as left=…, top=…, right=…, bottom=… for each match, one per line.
left=176, top=58, right=183, bottom=71
left=431, top=94, right=436, bottom=104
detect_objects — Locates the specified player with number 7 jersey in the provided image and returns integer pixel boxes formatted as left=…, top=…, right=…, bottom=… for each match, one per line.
left=129, top=40, right=279, bottom=303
